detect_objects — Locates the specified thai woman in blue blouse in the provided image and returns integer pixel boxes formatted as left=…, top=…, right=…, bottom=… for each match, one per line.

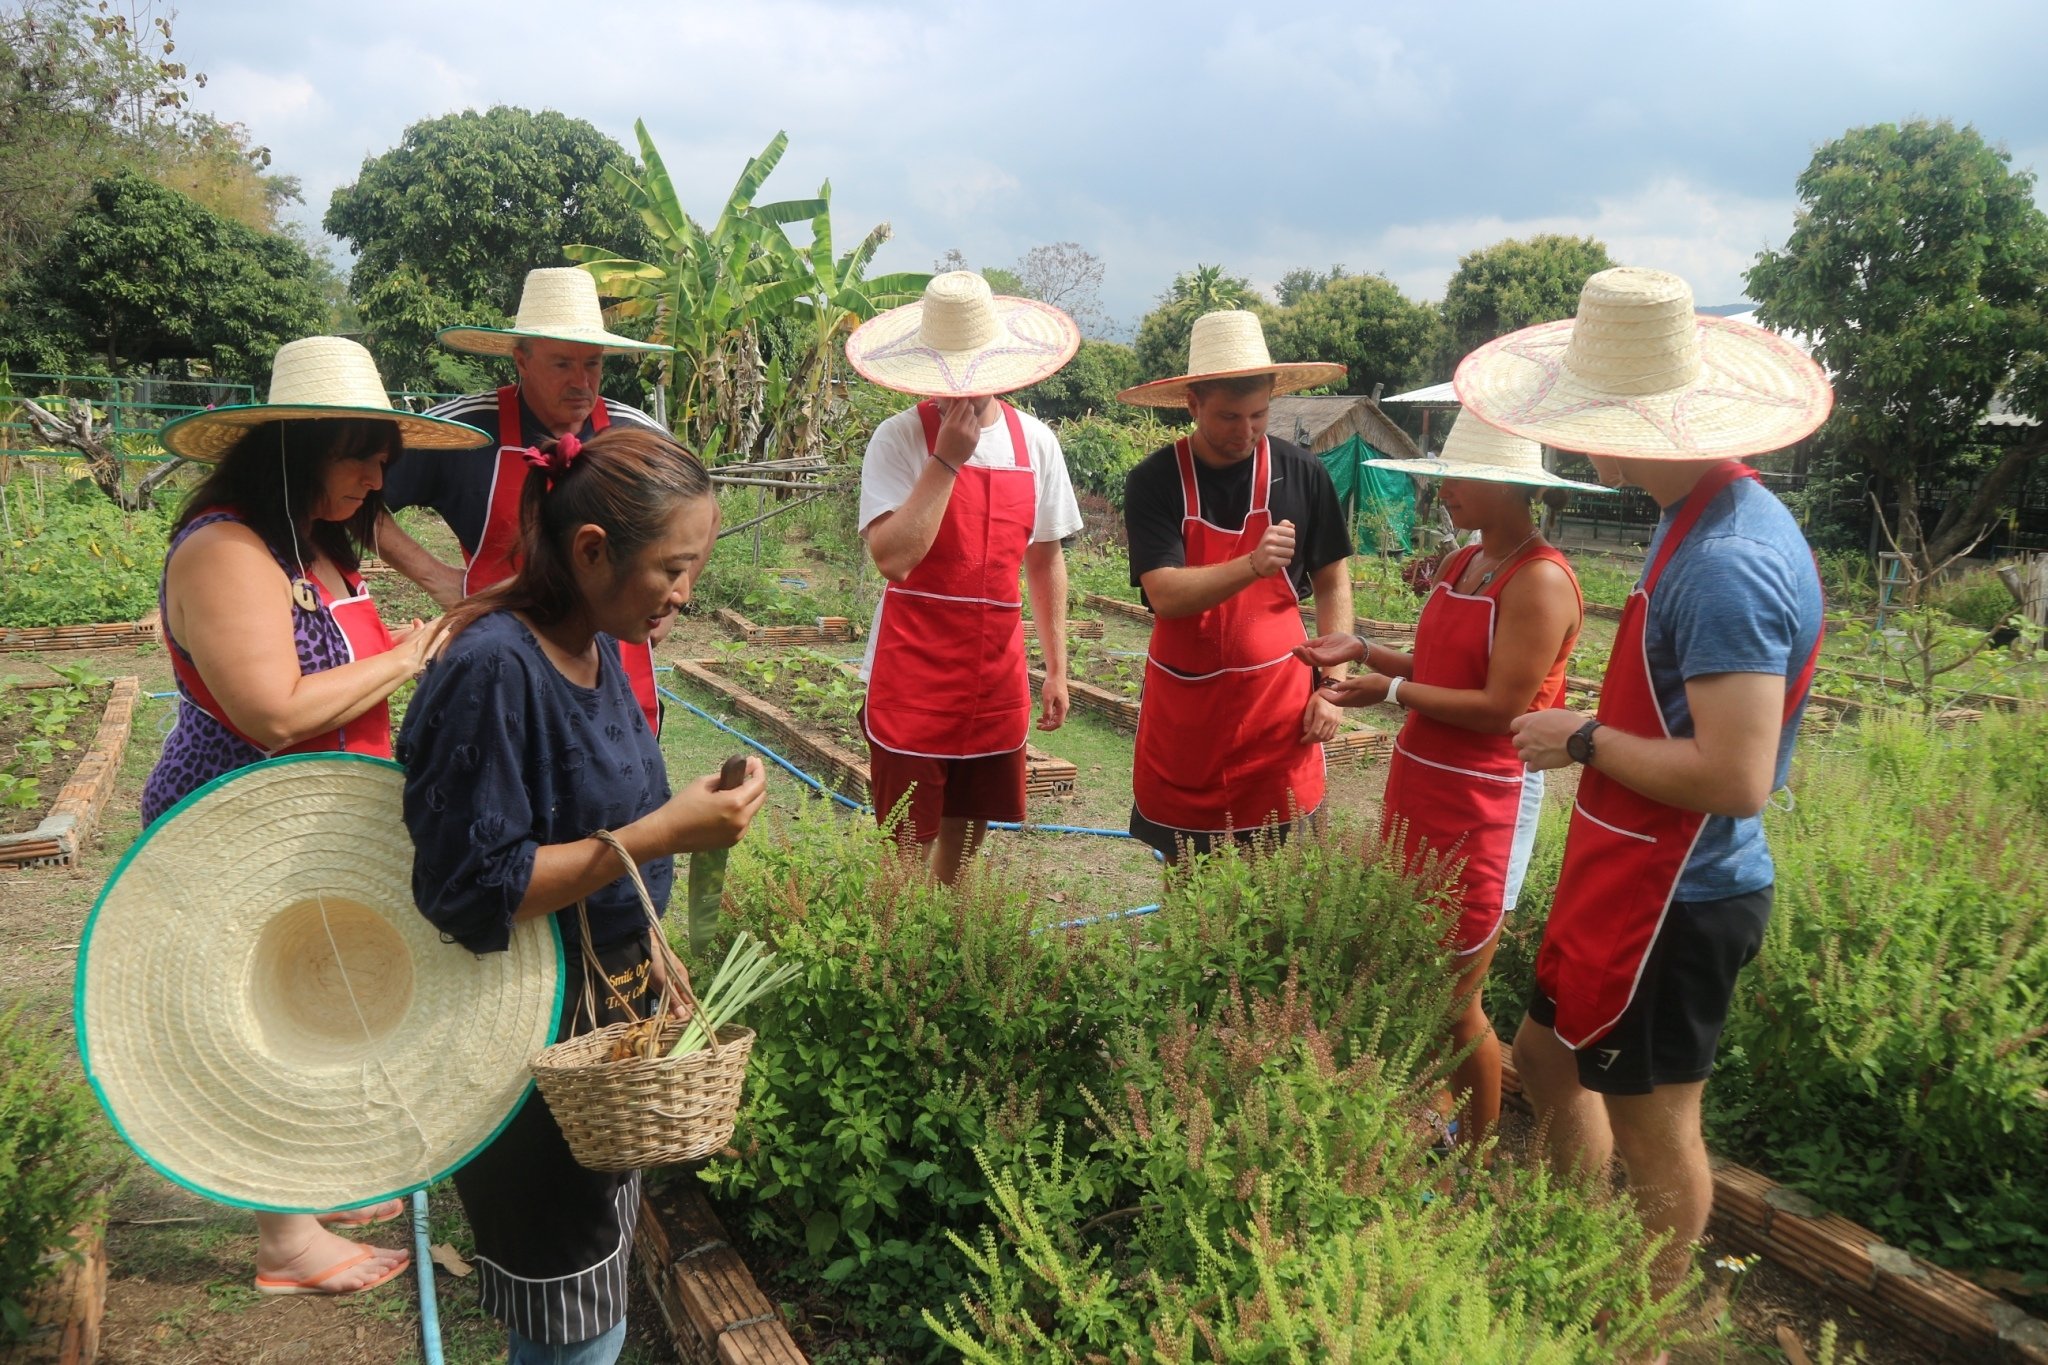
left=398, top=423, right=767, bottom=1365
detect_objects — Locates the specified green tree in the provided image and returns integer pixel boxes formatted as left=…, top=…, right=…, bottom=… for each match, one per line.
left=0, top=170, right=324, bottom=382
left=323, top=106, right=653, bottom=393
left=1009, top=339, right=1140, bottom=423
left=1265, top=273, right=1442, bottom=397
left=1440, top=234, right=1614, bottom=358
left=0, top=0, right=205, bottom=286
left=1746, top=119, right=2048, bottom=574
left=1275, top=264, right=1351, bottom=307
left=1133, top=265, right=1262, bottom=380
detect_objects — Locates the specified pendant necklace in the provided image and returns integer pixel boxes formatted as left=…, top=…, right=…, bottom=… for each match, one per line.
left=1473, top=531, right=1540, bottom=589
left=290, top=578, right=321, bottom=613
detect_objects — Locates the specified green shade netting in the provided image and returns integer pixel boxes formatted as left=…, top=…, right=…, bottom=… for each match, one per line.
left=1319, top=435, right=1417, bottom=554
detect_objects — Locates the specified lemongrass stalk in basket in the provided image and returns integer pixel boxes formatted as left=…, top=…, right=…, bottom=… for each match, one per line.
left=669, top=931, right=800, bottom=1057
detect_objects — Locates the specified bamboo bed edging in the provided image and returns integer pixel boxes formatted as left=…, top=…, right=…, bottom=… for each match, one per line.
left=715, top=608, right=857, bottom=647
left=674, top=659, right=1078, bottom=801
left=1023, top=618, right=1105, bottom=641
left=0, top=1217, right=107, bottom=1365
left=1082, top=591, right=1152, bottom=624
left=0, top=675, right=140, bottom=870
left=0, top=609, right=159, bottom=655
left=633, top=1186, right=807, bottom=1364
left=1498, top=1048, right=2048, bottom=1363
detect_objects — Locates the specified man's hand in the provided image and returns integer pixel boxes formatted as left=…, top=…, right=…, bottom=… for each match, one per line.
left=1037, top=674, right=1069, bottom=732
left=1301, top=690, right=1343, bottom=742
left=1249, top=519, right=1296, bottom=579
left=1319, top=673, right=1391, bottom=708
left=1510, top=707, right=1586, bottom=772
left=933, top=396, right=985, bottom=470
left=1295, top=632, right=1365, bottom=669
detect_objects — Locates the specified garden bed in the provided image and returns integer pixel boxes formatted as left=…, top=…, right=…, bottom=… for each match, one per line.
left=633, top=1183, right=805, bottom=1365
left=0, top=609, right=158, bottom=655
left=0, top=674, right=138, bottom=867
left=715, top=607, right=857, bottom=647
left=1499, top=1048, right=2048, bottom=1364
left=1081, top=589, right=1149, bottom=624
left=674, top=657, right=1078, bottom=802
left=0, top=1218, right=107, bottom=1365
left=1022, top=617, right=1104, bottom=640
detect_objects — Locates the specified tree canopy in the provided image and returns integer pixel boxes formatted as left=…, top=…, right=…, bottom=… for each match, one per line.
left=1263, top=273, right=1443, bottom=398
left=0, top=170, right=325, bottom=383
left=324, top=106, right=653, bottom=393
left=1440, top=234, right=1614, bottom=360
left=1133, top=265, right=1262, bottom=380
left=1746, top=119, right=2048, bottom=568
left=1010, top=339, right=1142, bottom=424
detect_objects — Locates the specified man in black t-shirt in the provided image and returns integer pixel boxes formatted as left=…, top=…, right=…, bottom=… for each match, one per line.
left=1116, top=310, right=1355, bottom=859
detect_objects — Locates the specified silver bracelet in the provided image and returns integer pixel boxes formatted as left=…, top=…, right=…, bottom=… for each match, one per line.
left=1352, top=631, right=1373, bottom=666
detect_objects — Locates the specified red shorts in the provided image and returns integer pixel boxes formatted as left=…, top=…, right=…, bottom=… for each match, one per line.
left=865, top=728, right=1027, bottom=845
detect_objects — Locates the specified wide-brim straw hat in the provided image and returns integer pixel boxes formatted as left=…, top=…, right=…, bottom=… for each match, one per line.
left=440, top=267, right=676, bottom=357
left=1454, top=267, right=1833, bottom=459
left=1368, top=411, right=1611, bottom=492
left=157, top=337, right=493, bottom=463
left=76, top=754, right=563, bottom=1213
left=844, top=270, right=1081, bottom=397
left=1118, top=309, right=1347, bottom=407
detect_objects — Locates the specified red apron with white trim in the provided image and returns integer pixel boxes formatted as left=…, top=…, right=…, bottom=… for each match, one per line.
left=863, top=401, right=1036, bottom=758
left=1535, top=463, right=1822, bottom=1048
left=170, top=557, right=397, bottom=758
left=464, top=386, right=661, bottom=733
left=1382, top=541, right=1578, bottom=954
left=1132, top=437, right=1324, bottom=834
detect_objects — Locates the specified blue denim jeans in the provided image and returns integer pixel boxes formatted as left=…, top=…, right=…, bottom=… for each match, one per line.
left=507, top=1318, right=627, bottom=1365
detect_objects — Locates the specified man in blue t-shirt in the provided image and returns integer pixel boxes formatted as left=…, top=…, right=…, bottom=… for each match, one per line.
left=1455, top=266, right=1833, bottom=1308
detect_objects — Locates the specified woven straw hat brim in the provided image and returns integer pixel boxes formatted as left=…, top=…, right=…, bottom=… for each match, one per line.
left=158, top=404, right=492, bottom=464
left=436, top=323, right=673, bottom=358
left=76, top=754, right=563, bottom=1213
left=846, top=296, right=1080, bottom=397
left=1454, top=315, right=1833, bottom=459
left=1116, top=361, right=1349, bottom=407
left=1366, top=456, right=1611, bottom=492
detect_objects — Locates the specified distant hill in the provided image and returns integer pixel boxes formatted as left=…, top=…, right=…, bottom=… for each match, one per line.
left=1696, top=302, right=1754, bottom=317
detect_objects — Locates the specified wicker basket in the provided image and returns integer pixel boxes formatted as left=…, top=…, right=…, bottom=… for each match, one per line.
left=532, top=1017, right=755, bottom=1171
left=527, top=830, right=758, bottom=1172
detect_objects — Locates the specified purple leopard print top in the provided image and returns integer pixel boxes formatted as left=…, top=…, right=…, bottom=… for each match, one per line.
left=140, top=509, right=361, bottom=826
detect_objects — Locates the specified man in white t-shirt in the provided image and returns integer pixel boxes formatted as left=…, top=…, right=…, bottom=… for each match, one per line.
left=842, top=271, right=1084, bottom=883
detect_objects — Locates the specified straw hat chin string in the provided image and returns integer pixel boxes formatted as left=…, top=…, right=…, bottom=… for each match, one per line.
left=1453, top=267, right=1833, bottom=459
left=156, top=336, right=491, bottom=464
left=844, top=270, right=1080, bottom=397
left=1117, top=310, right=1346, bottom=407
left=76, top=755, right=563, bottom=1212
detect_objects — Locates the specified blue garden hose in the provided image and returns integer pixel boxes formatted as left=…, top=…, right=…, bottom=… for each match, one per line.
left=412, top=1189, right=445, bottom=1365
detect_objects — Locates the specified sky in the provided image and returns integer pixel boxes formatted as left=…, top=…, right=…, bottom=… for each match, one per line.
left=174, top=0, right=2048, bottom=342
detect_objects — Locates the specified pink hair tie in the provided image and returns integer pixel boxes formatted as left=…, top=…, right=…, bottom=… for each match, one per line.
left=521, top=433, right=584, bottom=489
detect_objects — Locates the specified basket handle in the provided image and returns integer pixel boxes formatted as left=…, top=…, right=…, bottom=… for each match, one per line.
left=591, top=829, right=700, bottom=1026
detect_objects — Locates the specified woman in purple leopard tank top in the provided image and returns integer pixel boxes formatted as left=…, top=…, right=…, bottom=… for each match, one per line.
left=142, top=336, right=489, bottom=1298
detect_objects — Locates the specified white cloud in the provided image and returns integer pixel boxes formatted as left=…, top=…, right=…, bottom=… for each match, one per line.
left=203, top=65, right=326, bottom=130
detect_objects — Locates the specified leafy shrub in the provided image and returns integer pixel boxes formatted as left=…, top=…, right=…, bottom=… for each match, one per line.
left=0, top=474, right=174, bottom=628
left=926, top=997, right=1682, bottom=1361
left=1571, top=556, right=1639, bottom=609
left=1814, top=548, right=1877, bottom=612
left=1053, top=412, right=1177, bottom=510
left=0, top=1008, right=108, bottom=1344
left=1501, top=716, right=2048, bottom=1273
left=1928, top=568, right=2020, bottom=631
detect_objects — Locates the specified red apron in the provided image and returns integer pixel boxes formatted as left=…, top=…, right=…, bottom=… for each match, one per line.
left=1132, top=437, right=1325, bottom=834
left=1536, top=462, right=1822, bottom=1048
left=466, top=386, right=661, bottom=734
left=170, top=558, right=396, bottom=759
left=1382, top=541, right=1578, bottom=954
left=863, top=401, right=1036, bottom=758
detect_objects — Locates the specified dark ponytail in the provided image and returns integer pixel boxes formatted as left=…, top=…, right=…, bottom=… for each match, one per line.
left=443, top=424, right=714, bottom=639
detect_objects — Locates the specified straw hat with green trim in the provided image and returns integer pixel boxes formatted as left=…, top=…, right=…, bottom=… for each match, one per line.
left=438, top=267, right=671, bottom=358
left=1367, top=411, right=1611, bottom=492
left=1117, top=309, right=1346, bottom=407
left=844, top=271, right=1081, bottom=397
left=157, top=337, right=492, bottom=463
left=76, top=755, right=564, bottom=1213
left=1454, top=267, right=1832, bottom=459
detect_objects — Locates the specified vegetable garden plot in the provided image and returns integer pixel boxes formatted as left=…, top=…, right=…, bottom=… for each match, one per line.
left=1, top=673, right=138, bottom=867
left=674, top=655, right=1078, bottom=802
left=0, top=611, right=159, bottom=655
left=714, top=606, right=858, bottom=646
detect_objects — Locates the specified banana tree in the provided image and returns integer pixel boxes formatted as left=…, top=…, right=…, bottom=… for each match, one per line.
left=565, top=123, right=822, bottom=459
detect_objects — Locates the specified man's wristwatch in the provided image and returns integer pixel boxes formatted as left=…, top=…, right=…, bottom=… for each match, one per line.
left=1566, top=718, right=1602, bottom=765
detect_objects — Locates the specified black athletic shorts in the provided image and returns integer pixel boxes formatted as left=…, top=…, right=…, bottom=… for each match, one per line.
left=1526, top=885, right=1773, bottom=1096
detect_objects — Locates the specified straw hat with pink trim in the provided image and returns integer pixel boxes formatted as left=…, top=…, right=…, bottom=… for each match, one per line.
left=844, top=271, right=1080, bottom=397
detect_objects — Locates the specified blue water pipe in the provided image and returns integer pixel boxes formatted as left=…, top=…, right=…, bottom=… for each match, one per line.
left=412, top=1189, right=444, bottom=1365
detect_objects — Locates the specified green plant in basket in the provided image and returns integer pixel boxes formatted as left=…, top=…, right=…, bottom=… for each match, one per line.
left=0, top=1008, right=110, bottom=1344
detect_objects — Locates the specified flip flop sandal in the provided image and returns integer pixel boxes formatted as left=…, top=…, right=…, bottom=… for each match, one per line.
left=254, top=1245, right=409, bottom=1297
left=316, top=1198, right=405, bottom=1228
